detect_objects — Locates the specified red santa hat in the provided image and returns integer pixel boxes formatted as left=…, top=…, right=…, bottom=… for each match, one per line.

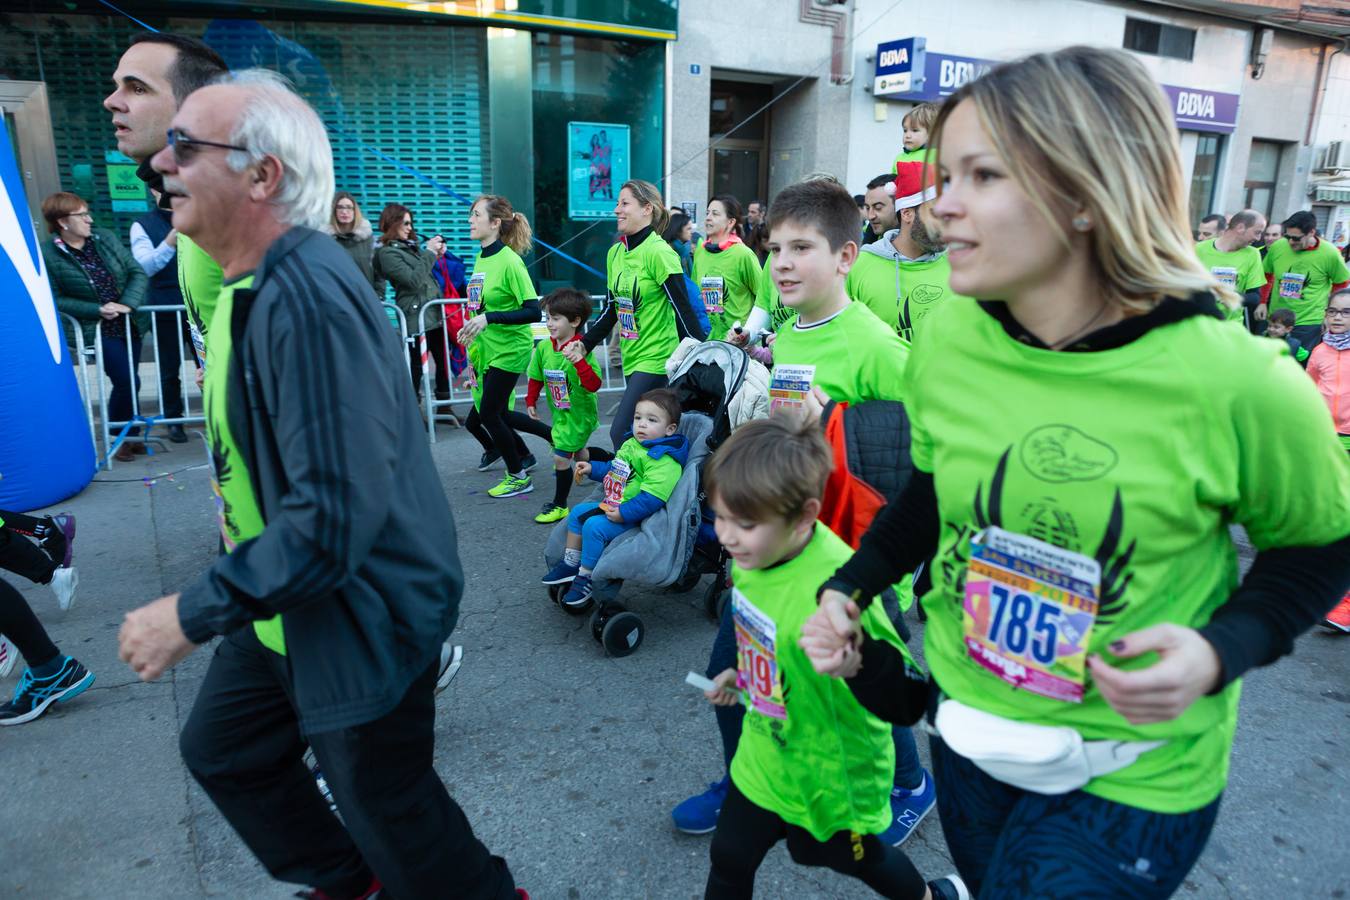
left=885, top=160, right=937, bottom=210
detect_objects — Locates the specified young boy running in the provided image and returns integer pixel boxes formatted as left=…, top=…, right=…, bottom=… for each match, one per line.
left=521, top=288, right=602, bottom=523
left=1266, top=308, right=1310, bottom=365
left=541, top=389, right=690, bottom=609
left=699, top=415, right=965, bottom=900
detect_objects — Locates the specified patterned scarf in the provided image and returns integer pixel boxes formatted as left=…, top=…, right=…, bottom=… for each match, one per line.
left=1322, top=330, right=1350, bottom=351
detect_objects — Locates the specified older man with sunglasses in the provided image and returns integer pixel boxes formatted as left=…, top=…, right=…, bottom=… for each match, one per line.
left=116, top=70, right=523, bottom=900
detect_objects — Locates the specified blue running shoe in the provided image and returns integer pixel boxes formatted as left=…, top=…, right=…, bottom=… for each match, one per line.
left=672, top=775, right=729, bottom=834
left=880, top=769, right=936, bottom=847
left=0, top=657, right=94, bottom=726
left=561, top=574, right=594, bottom=609
left=541, top=559, right=580, bottom=585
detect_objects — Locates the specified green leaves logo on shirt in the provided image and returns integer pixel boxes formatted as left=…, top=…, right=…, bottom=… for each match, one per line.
left=941, top=447, right=1137, bottom=625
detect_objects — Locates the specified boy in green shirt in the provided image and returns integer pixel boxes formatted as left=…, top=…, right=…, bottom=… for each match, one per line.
left=1266, top=307, right=1310, bottom=364
left=698, top=415, right=964, bottom=900
left=521, top=288, right=603, bottom=523
left=1264, top=210, right=1350, bottom=354
left=541, top=389, right=690, bottom=609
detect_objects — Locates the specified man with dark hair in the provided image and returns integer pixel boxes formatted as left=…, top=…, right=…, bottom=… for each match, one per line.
left=106, top=34, right=228, bottom=367
left=860, top=173, right=900, bottom=246
left=1264, top=209, right=1350, bottom=353
left=1196, top=213, right=1226, bottom=242
left=745, top=200, right=769, bottom=263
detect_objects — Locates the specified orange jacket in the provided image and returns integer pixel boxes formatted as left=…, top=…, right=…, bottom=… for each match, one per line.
left=1309, top=341, right=1350, bottom=436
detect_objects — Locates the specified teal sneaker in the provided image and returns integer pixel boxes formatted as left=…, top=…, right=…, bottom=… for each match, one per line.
left=0, top=657, right=94, bottom=725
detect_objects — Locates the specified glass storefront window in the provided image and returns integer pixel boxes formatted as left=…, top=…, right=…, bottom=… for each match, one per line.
left=1188, top=132, right=1223, bottom=229
left=1244, top=139, right=1282, bottom=219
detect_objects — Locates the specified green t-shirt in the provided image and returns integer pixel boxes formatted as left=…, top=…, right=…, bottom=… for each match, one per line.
left=753, top=253, right=796, bottom=332
left=844, top=252, right=902, bottom=334
left=178, top=233, right=223, bottom=364
left=1263, top=237, right=1350, bottom=325
left=466, top=340, right=517, bottom=414
left=692, top=239, right=761, bottom=341
left=526, top=338, right=599, bottom=453
left=904, top=296, right=1350, bottom=813
left=846, top=248, right=968, bottom=341
left=203, top=274, right=283, bottom=655
left=603, top=436, right=683, bottom=506
left=605, top=231, right=685, bottom=376
left=466, top=245, right=535, bottom=374
left=770, top=301, right=910, bottom=405
left=1195, top=239, right=1264, bottom=323
left=729, top=524, right=909, bottom=841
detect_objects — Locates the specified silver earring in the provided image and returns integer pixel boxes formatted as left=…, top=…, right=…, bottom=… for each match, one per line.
left=1073, top=215, right=1091, bottom=232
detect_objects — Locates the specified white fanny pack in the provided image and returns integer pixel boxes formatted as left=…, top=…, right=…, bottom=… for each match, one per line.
left=934, top=699, right=1165, bottom=795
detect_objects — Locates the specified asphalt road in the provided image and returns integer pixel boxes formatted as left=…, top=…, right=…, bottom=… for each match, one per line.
left=1, top=416, right=1347, bottom=899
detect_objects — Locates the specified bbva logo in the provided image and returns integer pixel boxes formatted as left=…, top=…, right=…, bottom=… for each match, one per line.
left=1175, top=91, right=1216, bottom=120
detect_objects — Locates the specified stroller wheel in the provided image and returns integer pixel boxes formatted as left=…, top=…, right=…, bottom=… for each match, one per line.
left=703, top=580, right=730, bottom=621
left=589, top=604, right=613, bottom=642
left=601, top=611, right=645, bottom=657
left=547, top=583, right=566, bottom=606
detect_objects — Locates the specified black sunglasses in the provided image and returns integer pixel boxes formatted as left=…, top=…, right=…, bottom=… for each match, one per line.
left=166, top=128, right=248, bottom=165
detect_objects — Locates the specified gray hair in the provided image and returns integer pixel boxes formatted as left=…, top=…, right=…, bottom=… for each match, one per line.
left=214, top=68, right=333, bottom=229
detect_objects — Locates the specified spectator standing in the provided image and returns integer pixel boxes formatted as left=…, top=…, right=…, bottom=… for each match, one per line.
left=745, top=199, right=769, bottom=264
left=663, top=211, right=695, bottom=277
left=324, top=191, right=375, bottom=288
left=374, top=203, right=453, bottom=400
left=131, top=187, right=191, bottom=443
left=41, top=192, right=149, bottom=462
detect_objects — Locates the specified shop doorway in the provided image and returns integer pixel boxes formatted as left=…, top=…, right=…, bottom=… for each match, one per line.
left=708, top=78, right=771, bottom=213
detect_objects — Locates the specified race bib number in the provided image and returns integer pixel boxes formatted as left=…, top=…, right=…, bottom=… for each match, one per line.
left=1278, top=271, right=1306, bottom=300
left=962, top=527, right=1101, bottom=703
left=700, top=276, right=725, bottom=315
left=602, top=458, right=632, bottom=506
left=189, top=321, right=207, bottom=372
left=544, top=368, right=571, bottom=410
left=1210, top=266, right=1238, bottom=289
left=531, top=312, right=550, bottom=343
left=616, top=295, right=638, bottom=340
left=769, top=364, right=815, bottom=412
left=466, top=272, right=485, bottom=315
left=732, top=589, right=786, bottom=720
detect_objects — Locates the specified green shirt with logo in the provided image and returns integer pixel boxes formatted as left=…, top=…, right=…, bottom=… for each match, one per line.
left=526, top=338, right=599, bottom=453
left=203, top=274, right=284, bottom=655
left=904, top=296, right=1350, bottom=813
left=606, top=436, right=683, bottom=504
left=605, top=231, right=685, bottom=376
left=692, top=239, right=761, bottom=341
left=1195, top=239, right=1264, bottom=323
left=771, top=301, right=910, bottom=405
left=1263, top=237, right=1350, bottom=325
left=467, top=246, right=535, bottom=374
left=846, top=250, right=968, bottom=341
left=730, top=524, right=909, bottom=841
left=178, top=233, right=223, bottom=363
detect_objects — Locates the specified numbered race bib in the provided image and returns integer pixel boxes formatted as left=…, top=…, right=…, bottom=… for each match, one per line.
left=544, top=369, right=571, bottom=410
left=962, top=526, right=1102, bottom=703
left=602, top=458, right=632, bottom=507
left=1278, top=271, right=1306, bottom=300
left=530, top=312, right=550, bottom=343
left=466, top=272, right=485, bottom=315
left=616, top=295, right=638, bottom=340
left=700, top=276, right=725, bottom=314
left=189, top=322, right=207, bottom=372
left=769, top=364, right=815, bottom=412
left=732, top=588, right=787, bottom=720
left=1210, top=266, right=1238, bottom=289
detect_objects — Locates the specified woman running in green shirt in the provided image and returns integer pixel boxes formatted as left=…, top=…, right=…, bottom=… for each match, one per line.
left=566, top=179, right=706, bottom=449
left=692, top=195, right=761, bottom=341
left=456, top=195, right=542, bottom=499
left=801, top=46, right=1350, bottom=899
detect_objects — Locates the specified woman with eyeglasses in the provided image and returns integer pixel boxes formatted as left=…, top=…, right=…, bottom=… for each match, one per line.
left=373, top=202, right=452, bottom=401
left=325, top=191, right=376, bottom=287
left=41, top=192, right=149, bottom=462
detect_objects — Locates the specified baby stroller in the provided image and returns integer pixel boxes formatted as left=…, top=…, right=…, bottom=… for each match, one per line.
left=542, top=341, right=756, bottom=657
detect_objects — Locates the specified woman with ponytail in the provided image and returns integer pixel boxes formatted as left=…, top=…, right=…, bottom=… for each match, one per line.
left=693, top=194, right=761, bottom=341
left=566, top=179, right=707, bottom=449
left=457, top=195, right=543, bottom=499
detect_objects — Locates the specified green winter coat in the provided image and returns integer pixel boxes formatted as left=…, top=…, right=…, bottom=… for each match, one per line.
left=42, top=229, right=149, bottom=347
left=373, top=239, right=443, bottom=332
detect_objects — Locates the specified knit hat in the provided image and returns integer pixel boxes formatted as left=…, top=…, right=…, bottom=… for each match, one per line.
left=886, top=160, right=937, bottom=210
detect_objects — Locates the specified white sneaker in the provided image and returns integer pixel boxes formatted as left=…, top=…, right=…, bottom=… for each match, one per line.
left=435, top=643, right=463, bottom=695
left=50, top=566, right=78, bottom=611
left=0, top=636, right=15, bottom=678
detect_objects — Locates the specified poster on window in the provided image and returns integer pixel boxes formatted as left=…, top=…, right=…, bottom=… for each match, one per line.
left=568, top=122, right=629, bottom=220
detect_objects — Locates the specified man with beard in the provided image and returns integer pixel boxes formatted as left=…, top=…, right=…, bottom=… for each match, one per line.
left=847, top=162, right=970, bottom=341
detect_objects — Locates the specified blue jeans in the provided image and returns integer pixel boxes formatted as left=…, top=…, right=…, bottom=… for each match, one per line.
left=706, top=595, right=923, bottom=790
left=930, top=734, right=1221, bottom=898
left=566, top=501, right=634, bottom=570
left=102, top=331, right=144, bottom=437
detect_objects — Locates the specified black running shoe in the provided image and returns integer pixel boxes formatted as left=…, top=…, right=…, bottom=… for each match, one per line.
left=0, top=657, right=95, bottom=725
left=476, top=451, right=501, bottom=472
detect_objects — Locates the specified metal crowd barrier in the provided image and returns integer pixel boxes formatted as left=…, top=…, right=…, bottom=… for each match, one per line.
left=88, top=304, right=205, bottom=470
left=411, top=294, right=627, bottom=444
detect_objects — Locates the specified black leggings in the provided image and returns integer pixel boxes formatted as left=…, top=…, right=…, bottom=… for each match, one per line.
left=465, top=409, right=528, bottom=459
left=477, top=367, right=527, bottom=473
left=0, top=525, right=56, bottom=586
left=0, top=577, right=59, bottom=668
left=609, top=371, right=668, bottom=450
left=706, top=780, right=927, bottom=899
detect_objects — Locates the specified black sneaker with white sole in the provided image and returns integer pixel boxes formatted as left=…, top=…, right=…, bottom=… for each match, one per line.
left=476, top=451, right=501, bottom=472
